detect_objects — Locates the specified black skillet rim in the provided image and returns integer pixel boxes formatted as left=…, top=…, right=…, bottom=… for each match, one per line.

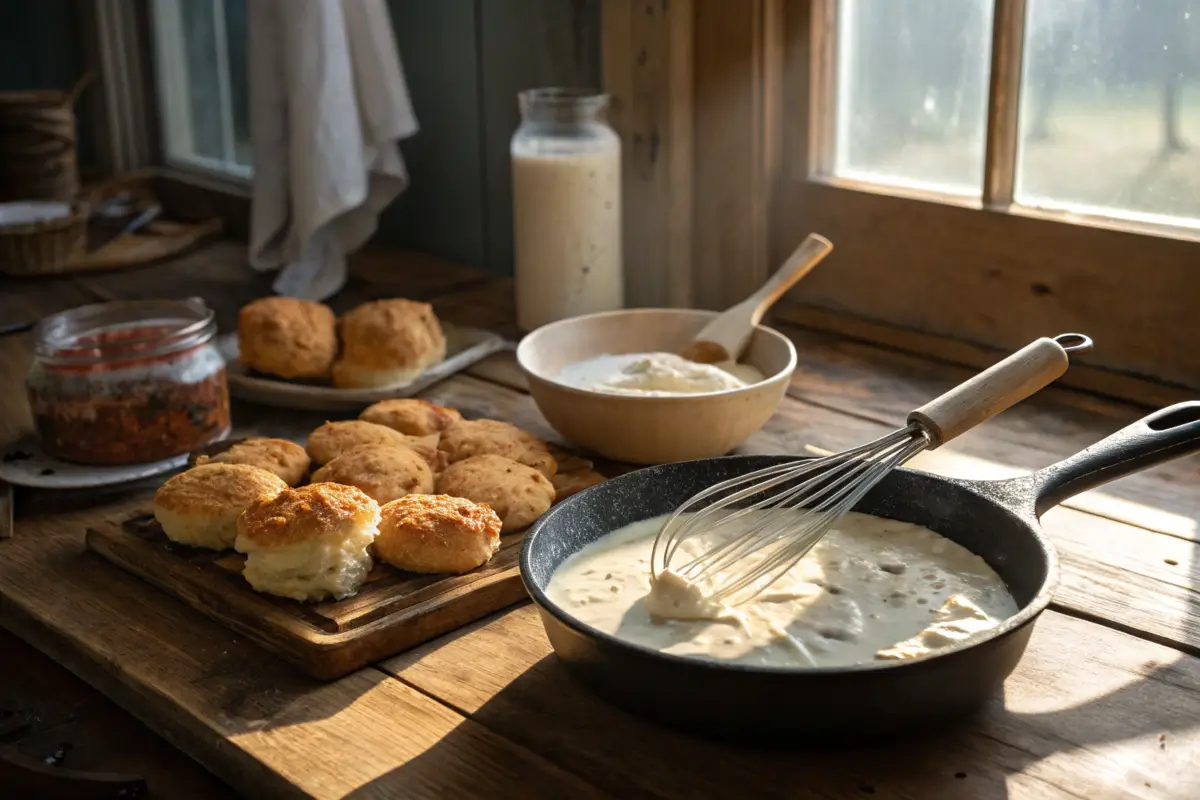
left=520, top=455, right=1061, bottom=677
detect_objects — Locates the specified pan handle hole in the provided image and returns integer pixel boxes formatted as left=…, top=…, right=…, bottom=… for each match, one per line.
left=1148, top=405, right=1200, bottom=431
left=1053, top=333, right=1093, bottom=354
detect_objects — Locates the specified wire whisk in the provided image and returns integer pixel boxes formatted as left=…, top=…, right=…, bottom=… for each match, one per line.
left=650, top=333, right=1094, bottom=607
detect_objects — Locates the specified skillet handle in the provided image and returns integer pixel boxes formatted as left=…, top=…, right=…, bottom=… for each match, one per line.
left=1033, top=401, right=1200, bottom=517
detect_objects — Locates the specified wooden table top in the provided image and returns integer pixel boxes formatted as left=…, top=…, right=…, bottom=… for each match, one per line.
left=2, top=243, right=1199, bottom=799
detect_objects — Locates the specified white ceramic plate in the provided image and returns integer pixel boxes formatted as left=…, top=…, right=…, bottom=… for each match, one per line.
left=221, top=324, right=511, bottom=412
left=0, top=436, right=191, bottom=490
left=0, top=200, right=73, bottom=228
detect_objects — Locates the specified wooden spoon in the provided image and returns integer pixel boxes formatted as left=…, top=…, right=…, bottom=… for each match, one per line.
left=680, top=233, right=834, bottom=364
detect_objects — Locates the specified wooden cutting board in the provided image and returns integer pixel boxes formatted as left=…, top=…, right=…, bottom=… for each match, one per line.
left=85, top=511, right=529, bottom=680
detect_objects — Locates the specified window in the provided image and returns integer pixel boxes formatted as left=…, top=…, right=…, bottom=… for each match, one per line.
left=773, top=0, right=1199, bottom=391
left=1016, top=0, right=1199, bottom=226
left=821, top=0, right=1200, bottom=228
left=602, top=0, right=1200, bottom=398
left=150, top=0, right=251, bottom=179
left=832, top=0, right=994, bottom=198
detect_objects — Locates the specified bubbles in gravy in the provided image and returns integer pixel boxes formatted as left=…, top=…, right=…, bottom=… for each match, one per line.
left=545, top=511, right=1018, bottom=668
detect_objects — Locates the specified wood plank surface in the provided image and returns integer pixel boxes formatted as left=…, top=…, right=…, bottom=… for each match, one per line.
left=5, top=242, right=1200, bottom=798
left=384, top=603, right=1200, bottom=800
left=776, top=325, right=1200, bottom=541
left=0, top=504, right=610, bottom=799
left=462, top=333, right=1200, bottom=544
left=0, top=628, right=235, bottom=799
left=85, top=513, right=529, bottom=680
left=460, top=349, right=1200, bottom=656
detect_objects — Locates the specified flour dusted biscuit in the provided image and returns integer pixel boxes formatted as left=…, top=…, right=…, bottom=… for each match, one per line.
left=153, top=463, right=287, bottom=550
left=332, top=299, right=447, bottom=389
left=359, top=398, right=462, bottom=436
left=435, top=454, right=555, bottom=532
left=376, top=494, right=502, bottom=574
left=235, top=483, right=381, bottom=602
left=238, top=297, right=337, bottom=380
left=438, top=419, right=557, bottom=478
left=194, top=437, right=310, bottom=486
left=311, top=444, right=434, bottom=505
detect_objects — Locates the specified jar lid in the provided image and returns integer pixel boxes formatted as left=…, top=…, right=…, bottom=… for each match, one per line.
left=518, top=87, right=609, bottom=123
left=33, top=298, right=217, bottom=367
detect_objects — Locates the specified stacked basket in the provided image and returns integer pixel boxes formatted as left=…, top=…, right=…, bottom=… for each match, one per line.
left=0, top=75, right=91, bottom=276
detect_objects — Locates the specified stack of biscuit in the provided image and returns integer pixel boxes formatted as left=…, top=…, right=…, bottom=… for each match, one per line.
left=238, top=297, right=446, bottom=389
left=152, top=398, right=605, bottom=603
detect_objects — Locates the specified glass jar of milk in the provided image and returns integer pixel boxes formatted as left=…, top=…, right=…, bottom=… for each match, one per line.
left=511, top=88, right=623, bottom=331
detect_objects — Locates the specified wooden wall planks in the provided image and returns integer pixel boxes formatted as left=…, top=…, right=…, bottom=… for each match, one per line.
left=478, top=0, right=602, bottom=276
left=378, top=0, right=489, bottom=269
left=691, top=0, right=774, bottom=310
left=377, top=0, right=602, bottom=275
left=602, top=0, right=694, bottom=308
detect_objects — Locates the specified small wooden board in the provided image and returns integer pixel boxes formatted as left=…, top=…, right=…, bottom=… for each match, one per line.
left=85, top=512, right=529, bottom=680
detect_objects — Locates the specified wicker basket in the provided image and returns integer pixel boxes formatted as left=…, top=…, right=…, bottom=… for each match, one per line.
left=0, top=75, right=92, bottom=203
left=0, top=200, right=89, bottom=276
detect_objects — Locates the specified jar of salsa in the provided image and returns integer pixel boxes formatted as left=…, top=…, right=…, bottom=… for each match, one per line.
left=27, top=298, right=231, bottom=465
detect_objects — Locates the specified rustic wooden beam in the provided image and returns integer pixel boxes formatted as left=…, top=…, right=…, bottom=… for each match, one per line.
left=691, top=0, right=774, bottom=310
left=601, top=0, right=694, bottom=308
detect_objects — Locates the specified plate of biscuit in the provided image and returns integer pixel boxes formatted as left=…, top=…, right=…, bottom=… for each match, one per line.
left=84, top=399, right=608, bottom=678
left=221, top=296, right=509, bottom=411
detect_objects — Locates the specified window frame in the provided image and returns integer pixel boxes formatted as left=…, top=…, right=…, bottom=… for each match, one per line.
left=148, top=0, right=252, bottom=183
left=602, top=0, right=1200, bottom=402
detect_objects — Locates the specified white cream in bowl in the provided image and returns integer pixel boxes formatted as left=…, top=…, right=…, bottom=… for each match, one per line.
left=557, top=352, right=765, bottom=396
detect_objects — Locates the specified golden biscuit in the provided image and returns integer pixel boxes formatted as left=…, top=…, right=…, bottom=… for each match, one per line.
left=376, top=494, right=502, bottom=574
left=238, top=297, right=337, bottom=379
left=236, top=483, right=381, bottom=601
left=435, top=454, right=555, bottom=532
left=332, top=299, right=446, bottom=389
left=153, top=463, right=287, bottom=550
left=311, top=444, right=434, bottom=505
left=359, top=398, right=462, bottom=436
left=399, top=433, right=448, bottom=472
left=438, top=419, right=557, bottom=477
left=550, top=468, right=606, bottom=502
left=194, top=437, right=310, bottom=486
left=306, top=420, right=413, bottom=465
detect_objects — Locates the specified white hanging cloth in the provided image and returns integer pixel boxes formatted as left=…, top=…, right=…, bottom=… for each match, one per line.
left=247, top=0, right=418, bottom=300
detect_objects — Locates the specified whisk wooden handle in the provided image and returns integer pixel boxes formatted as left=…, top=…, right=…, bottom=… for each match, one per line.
left=908, top=337, right=1072, bottom=448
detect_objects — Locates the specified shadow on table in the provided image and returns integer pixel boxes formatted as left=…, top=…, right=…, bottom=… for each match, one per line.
left=347, top=643, right=1200, bottom=799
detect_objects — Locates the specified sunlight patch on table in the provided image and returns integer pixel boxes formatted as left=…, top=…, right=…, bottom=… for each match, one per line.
left=907, top=448, right=1198, bottom=541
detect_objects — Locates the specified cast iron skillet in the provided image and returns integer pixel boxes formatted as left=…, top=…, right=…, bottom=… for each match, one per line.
left=520, top=402, right=1200, bottom=742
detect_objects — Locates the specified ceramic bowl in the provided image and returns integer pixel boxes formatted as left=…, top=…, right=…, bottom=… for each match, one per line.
left=515, top=308, right=796, bottom=464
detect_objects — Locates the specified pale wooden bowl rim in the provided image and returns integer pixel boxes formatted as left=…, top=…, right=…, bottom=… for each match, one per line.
left=515, top=308, right=798, bottom=402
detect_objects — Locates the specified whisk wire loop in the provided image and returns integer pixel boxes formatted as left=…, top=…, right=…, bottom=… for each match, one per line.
left=714, top=433, right=930, bottom=601
left=651, top=332, right=1088, bottom=606
left=650, top=424, right=930, bottom=603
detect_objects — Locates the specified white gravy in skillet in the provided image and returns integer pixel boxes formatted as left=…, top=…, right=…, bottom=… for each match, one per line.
left=545, top=511, right=1018, bottom=668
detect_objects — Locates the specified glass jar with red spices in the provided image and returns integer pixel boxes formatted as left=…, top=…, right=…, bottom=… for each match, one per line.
left=26, top=298, right=232, bottom=466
